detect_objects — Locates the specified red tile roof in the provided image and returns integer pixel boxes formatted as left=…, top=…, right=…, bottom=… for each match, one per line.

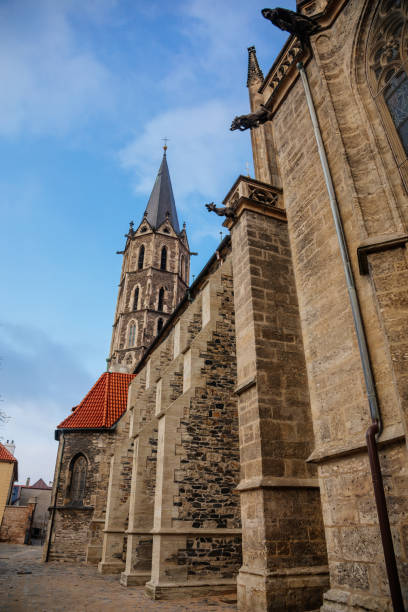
left=0, top=443, right=17, bottom=463
left=57, top=372, right=135, bottom=430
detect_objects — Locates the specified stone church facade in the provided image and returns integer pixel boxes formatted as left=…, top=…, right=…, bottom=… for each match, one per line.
left=45, top=1, right=408, bottom=610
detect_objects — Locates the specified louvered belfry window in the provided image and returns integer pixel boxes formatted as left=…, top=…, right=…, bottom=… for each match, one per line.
left=160, top=246, right=167, bottom=270
left=70, top=455, right=87, bottom=505
left=138, top=245, right=145, bottom=269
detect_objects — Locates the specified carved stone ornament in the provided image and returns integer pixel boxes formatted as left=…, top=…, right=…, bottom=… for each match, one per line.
left=230, top=106, right=272, bottom=132
left=205, top=202, right=236, bottom=218
left=261, top=7, right=320, bottom=44
left=247, top=185, right=279, bottom=206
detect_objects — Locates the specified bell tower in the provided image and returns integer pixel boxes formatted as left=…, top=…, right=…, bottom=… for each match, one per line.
left=108, top=147, right=190, bottom=373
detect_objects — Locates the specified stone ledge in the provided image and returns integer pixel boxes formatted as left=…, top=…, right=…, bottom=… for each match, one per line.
left=145, top=579, right=237, bottom=600
left=307, top=422, right=405, bottom=464
left=126, top=528, right=242, bottom=536
left=235, top=376, right=256, bottom=396
left=239, top=565, right=329, bottom=578
left=236, top=476, right=320, bottom=491
left=357, top=232, right=408, bottom=274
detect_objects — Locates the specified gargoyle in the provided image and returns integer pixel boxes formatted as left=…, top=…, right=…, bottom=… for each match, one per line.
left=230, top=105, right=271, bottom=132
left=261, top=8, right=320, bottom=45
left=205, top=202, right=235, bottom=218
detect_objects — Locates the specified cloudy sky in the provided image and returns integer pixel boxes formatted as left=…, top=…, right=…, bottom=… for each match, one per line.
left=0, top=0, right=293, bottom=484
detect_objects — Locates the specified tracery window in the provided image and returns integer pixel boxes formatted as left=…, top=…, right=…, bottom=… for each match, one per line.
left=70, top=455, right=87, bottom=505
left=160, top=246, right=167, bottom=270
left=158, top=287, right=164, bottom=312
left=133, top=286, right=139, bottom=311
left=366, top=0, right=408, bottom=186
left=128, top=322, right=137, bottom=347
left=138, top=245, right=145, bottom=270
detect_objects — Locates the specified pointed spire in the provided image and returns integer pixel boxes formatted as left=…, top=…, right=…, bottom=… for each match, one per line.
left=144, top=148, right=180, bottom=233
left=247, top=46, right=264, bottom=87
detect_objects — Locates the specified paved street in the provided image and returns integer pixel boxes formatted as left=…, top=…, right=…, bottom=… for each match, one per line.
left=0, top=543, right=237, bottom=611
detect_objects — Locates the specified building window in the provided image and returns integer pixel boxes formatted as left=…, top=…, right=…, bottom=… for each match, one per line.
left=157, top=318, right=164, bottom=333
left=160, top=246, right=167, bottom=270
left=158, top=287, right=164, bottom=312
left=128, top=322, right=137, bottom=347
left=180, top=255, right=184, bottom=280
left=69, top=455, right=87, bottom=505
left=133, top=286, right=139, bottom=311
left=366, top=0, right=408, bottom=186
left=138, top=245, right=145, bottom=269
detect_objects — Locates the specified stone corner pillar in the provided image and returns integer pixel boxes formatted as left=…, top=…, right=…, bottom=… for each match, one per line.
left=223, top=176, right=329, bottom=612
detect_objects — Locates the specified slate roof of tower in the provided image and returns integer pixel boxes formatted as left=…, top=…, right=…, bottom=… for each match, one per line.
left=144, top=151, right=180, bottom=233
left=0, top=442, right=17, bottom=463
left=57, top=372, right=135, bottom=430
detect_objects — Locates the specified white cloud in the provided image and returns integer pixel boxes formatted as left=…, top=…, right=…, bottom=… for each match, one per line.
left=0, top=0, right=115, bottom=136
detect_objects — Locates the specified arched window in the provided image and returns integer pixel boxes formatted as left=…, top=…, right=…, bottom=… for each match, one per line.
left=157, top=318, right=164, bottom=333
left=138, top=245, right=145, bottom=270
left=160, top=246, right=167, bottom=270
left=158, top=287, right=164, bottom=312
left=133, top=286, right=139, bottom=311
left=69, top=455, right=87, bottom=505
left=128, top=322, right=137, bottom=347
left=180, top=255, right=184, bottom=280
left=367, top=0, right=408, bottom=185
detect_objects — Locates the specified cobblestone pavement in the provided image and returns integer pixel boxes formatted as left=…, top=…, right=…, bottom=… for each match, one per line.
left=0, top=543, right=237, bottom=611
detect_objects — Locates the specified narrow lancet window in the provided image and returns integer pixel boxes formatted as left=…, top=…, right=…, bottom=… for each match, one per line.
left=138, top=245, right=145, bottom=270
left=128, top=322, right=137, bottom=347
left=157, top=318, right=163, bottom=333
left=158, top=288, right=164, bottom=312
left=70, top=455, right=87, bottom=505
left=160, top=246, right=167, bottom=270
left=133, top=286, right=139, bottom=311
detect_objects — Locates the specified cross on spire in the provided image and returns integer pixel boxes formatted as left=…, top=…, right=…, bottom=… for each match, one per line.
left=162, top=137, right=170, bottom=152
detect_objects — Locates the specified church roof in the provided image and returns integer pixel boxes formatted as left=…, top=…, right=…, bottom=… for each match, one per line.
left=57, top=372, right=135, bottom=430
left=144, top=150, right=180, bottom=233
left=29, top=478, right=52, bottom=490
left=0, top=442, right=17, bottom=463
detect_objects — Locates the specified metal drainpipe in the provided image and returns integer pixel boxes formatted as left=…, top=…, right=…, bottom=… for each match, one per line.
left=44, top=433, right=65, bottom=562
left=297, top=61, right=404, bottom=612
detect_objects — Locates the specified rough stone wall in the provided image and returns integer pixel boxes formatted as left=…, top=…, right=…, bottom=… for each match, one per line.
left=46, top=431, right=115, bottom=563
left=256, top=0, right=408, bottom=609
left=0, top=503, right=35, bottom=545
left=118, top=249, right=241, bottom=596
left=0, top=462, right=14, bottom=524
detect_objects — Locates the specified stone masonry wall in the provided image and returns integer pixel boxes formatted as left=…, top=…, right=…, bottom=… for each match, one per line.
left=0, top=504, right=35, bottom=545
left=47, top=431, right=115, bottom=563
left=260, top=0, right=408, bottom=609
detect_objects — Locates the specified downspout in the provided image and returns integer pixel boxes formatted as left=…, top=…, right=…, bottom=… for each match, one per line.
left=297, top=62, right=404, bottom=612
left=44, top=433, right=65, bottom=562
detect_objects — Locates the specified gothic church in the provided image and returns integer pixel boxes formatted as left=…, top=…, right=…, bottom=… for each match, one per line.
left=45, top=1, right=408, bottom=611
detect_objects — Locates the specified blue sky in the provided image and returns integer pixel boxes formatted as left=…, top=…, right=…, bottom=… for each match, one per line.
left=0, top=0, right=294, bottom=484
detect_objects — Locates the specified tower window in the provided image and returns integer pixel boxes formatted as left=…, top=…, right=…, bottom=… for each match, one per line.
left=128, top=322, right=137, bottom=347
left=69, top=455, right=87, bottom=505
left=160, top=246, right=167, bottom=270
left=133, top=286, right=139, bottom=311
left=157, top=318, right=164, bottom=333
left=158, top=287, right=164, bottom=312
left=180, top=255, right=184, bottom=280
left=138, top=245, right=145, bottom=270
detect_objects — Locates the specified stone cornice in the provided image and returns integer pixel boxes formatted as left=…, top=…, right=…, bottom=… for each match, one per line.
left=222, top=176, right=285, bottom=230
left=236, top=476, right=320, bottom=491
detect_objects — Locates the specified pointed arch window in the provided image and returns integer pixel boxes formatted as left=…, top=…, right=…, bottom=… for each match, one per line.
left=158, top=288, right=164, bottom=312
left=160, top=246, right=167, bottom=270
left=133, top=286, right=139, bottom=311
left=366, top=0, right=408, bottom=186
left=180, top=255, right=184, bottom=280
left=157, top=318, right=164, bottom=333
left=128, top=322, right=137, bottom=347
left=138, top=245, right=145, bottom=270
left=69, top=455, right=87, bottom=505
